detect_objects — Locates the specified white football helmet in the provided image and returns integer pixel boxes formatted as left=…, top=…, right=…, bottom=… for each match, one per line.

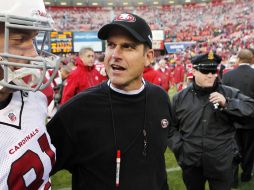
left=0, top=0, right=60, bottom=91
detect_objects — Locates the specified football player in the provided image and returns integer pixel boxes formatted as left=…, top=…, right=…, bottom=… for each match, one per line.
left=0, top=0, right=59, bottom=189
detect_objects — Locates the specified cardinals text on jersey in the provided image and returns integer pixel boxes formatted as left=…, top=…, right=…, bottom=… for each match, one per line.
left=0, top=91, right=56, bottom=190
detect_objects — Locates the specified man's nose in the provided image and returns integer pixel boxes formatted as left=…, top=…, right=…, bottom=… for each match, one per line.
left=112, top=46, right=122, bottom=59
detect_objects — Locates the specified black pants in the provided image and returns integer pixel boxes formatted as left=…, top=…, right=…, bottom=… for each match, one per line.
left=182, top=165, right=232, bottom=190
left=234, top=129, right=254, bottom=180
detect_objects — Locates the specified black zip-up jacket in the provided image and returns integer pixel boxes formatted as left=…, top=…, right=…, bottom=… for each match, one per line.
left=168, top=81, right=254, bottom=172
left=222, top=64, right=254, bottom=129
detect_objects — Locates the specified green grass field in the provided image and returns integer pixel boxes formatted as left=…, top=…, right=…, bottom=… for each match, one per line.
left=51, top=86, right=254, bottom=190
left=51, top=149, right=254, bottom=190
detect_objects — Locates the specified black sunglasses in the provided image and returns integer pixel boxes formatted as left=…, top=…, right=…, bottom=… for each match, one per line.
left=198, top=69, right=217, bottom=74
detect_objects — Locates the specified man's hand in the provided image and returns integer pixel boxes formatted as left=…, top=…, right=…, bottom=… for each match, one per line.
left=209, top=92, right=226, bottom=107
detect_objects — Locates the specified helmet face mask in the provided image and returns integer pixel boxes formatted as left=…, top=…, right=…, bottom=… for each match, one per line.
left=0, top=0, right=60, bottom=92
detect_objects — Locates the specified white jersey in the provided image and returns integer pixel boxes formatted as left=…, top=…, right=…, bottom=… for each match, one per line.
left=0, top=91, right=56, bottom=190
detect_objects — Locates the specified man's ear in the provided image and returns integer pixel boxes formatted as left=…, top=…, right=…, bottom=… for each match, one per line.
left=192, top=68, right=197, bottom=77
left=79, top=55, right=85, bottom=63
left=145, top=49, right=154, bottom=67
left=235, top=57, right=240, bottom=65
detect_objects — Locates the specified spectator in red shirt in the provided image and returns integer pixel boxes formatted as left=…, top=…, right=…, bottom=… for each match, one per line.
left=173, top=55, right=185, bottom=91
left=61, top=47, right=106, bottom=104
left=185, top=62, right=193, bottom=87
left=157, top=59, right=172, bottom=92
left=143, top=64, right=164, bottom=89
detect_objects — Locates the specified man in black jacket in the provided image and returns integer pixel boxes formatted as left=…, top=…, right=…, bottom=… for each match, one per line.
left=168, top=51, right=254, bottom=190
left=47, top=13, right=171, bottom=190
left=222, top=48, right=254, bottom=186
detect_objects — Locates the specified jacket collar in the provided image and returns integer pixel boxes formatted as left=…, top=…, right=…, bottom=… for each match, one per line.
left=75, top=57, right=94, bottom=70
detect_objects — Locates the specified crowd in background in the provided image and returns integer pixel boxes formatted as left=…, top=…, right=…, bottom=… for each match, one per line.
left=47, top=0, right=254, bottom=65
left=45, top=0, right=254, bottom=106
left=47, top=0, right=254, bottom=34
left=47, top=0, right=254, bottom=43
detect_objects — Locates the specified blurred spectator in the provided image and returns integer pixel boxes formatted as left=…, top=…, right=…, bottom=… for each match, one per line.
left=95, top=53, right=107, bottom=78
left=61, top=47, right=106, bottom=104
left=185, top=61, right=193, bottom=87
left=157, top=59, right=172, bottom=92
left=47, top=58, right=76, bottom=118
left=172, top=55, right=185, bottom=91
left=143, top=64, right=164, bottom=89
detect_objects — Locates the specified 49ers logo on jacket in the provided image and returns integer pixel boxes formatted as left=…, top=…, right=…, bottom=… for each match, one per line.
left=114, top=13, right=136, bottom=22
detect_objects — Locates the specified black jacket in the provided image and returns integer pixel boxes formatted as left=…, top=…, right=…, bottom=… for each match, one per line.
left=222, top=64, right=254, bottom=129
left=47, top=81, right=170, bottom=190
left=168, top=81, right=254, bottom=172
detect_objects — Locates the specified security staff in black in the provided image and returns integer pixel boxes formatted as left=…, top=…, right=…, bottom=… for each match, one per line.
left=222, top=48, right=254, bottom=186
left=168, top=51, right=254, bottom=190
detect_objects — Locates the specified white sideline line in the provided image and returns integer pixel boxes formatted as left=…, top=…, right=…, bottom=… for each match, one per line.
left=166, top=166, right=181, bottom=172
left=57, top=167, right=181, bottom=190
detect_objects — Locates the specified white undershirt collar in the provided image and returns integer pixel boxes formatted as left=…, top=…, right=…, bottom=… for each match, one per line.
left=107, top=79, right=146, bottom=95
left=239, top=63, right=250, bottom=66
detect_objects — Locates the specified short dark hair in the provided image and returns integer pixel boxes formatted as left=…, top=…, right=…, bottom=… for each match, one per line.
left=248, top=48, right=254, bottom=55
left=237, top=49, right=253, bottom=64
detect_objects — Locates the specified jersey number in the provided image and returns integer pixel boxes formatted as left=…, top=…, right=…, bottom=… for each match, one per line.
left=7, top=133, right=55, bottom=190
